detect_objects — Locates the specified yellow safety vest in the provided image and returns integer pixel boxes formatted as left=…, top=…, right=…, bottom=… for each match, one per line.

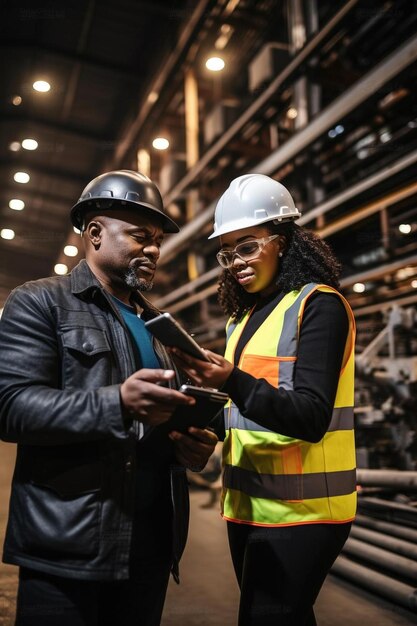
left=222, top=283, right=356, bottom=526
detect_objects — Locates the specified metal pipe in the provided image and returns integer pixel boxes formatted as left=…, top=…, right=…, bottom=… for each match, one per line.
left=358, top=497, right=417, bottom=529
left=350, top=525, right=417, bottom=560
left=354, top=514, right=417, bottom=544
left=343, top=537, right=417, bottom=581
left=168, top=284, right=218, bottom=314
left=340, top=254, right=417, bottom=289
left=353, top=292, right=417, bottom=317
left=332, top=555, right=417, bottom=613
left=256, top=34, right=417, bottom=177
left=155, top=267, right=220, bottom=309
left=317, top=180, right=417, bottom=239
left=300, top=148, right=417, bottom=226
left=357, top=469, right=417, bottom=490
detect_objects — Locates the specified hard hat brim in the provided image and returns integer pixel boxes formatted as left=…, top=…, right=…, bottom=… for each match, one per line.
left=208, top=214, right=300, bottom=239
left=70, top=198, right=179, bottom=233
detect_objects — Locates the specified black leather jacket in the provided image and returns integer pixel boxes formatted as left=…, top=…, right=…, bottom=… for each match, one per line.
left=0, top=260, right=189, bottom=581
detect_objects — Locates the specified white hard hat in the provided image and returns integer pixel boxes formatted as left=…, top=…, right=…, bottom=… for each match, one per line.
left=208, top=173, right=301, bottom=239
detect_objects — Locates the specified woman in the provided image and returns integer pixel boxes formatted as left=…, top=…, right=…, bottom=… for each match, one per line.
left=173, top=174, right=356, bottom=626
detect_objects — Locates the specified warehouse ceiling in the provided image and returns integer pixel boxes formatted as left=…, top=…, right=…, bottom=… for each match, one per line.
left=0, top=0, right=212, bottom=304
left=1, top=0, right=417, bottom=321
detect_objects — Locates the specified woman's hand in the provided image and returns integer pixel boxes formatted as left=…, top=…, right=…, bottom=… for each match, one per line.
left=170, top=348, right=234, bottom=389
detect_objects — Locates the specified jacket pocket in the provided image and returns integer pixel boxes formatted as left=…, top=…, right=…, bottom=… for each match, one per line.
left=21, top=485, right=101, bottom=558
left=60, top=327, right=113, bottom=390
left=16, top=445, right=102, bottom=558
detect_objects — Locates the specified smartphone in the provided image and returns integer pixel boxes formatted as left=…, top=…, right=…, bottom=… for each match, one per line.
left=179, top=384, right=229, bottom=403
left=144, top=313, right=211, bottom=362
left=165, top=384, right=229, bottom=434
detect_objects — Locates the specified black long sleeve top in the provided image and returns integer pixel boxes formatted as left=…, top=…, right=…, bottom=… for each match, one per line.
left=222, top=291, right=349, bottom=444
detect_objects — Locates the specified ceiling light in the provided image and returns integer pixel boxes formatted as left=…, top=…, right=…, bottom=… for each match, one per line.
left=9, top=142, right=21, bottom=152
left=9, top=199, right=25, bottom=211
left=411, top=279, right=417, bottom=289
left=353, top=282, right=366, bottom=293
left=147, top=91, right=159, bottom=104
left=152, top=137, right=169, bottom=150
left=33, top=80, right=51, bottom=92
left=22, top=138, right=38, bottom=150
left=398, top=223, right=411, bottom=234
left=396, top=267, right=416, bottom=281
left=380, top=130, right=391, bottom=143
left=215, top=24, right=233, bottom=50
left=205, top=56, right=225, bottom=72
left=328, top=124, right=344, bottom=139
left=14, top=171, right=30, bottom=184
left=64, top=245, right=78, bottom=257
left=287, top=107, right=298, bottom=119
left=54, top=263, right=68, bottom=275
left=357, top=149, right=369, bottom=160
left=1, top=228, right=15, bottom=240
left=12, top=95, right=22, bottom=106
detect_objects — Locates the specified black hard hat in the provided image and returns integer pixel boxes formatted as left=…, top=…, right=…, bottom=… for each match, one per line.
left=70, top=170, right=179, bottom=233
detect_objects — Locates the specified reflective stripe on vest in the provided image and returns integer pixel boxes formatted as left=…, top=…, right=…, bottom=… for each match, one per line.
left=222, top=283, right=356, bottom=526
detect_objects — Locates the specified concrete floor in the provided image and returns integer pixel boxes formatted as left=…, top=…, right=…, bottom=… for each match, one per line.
left=1, top=441, right=416, bottom=626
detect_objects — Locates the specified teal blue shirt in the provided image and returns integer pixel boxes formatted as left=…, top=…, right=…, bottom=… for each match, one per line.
left=111, top=296, right=168, bottom=511
left=111, top=296, right=160, bottom=370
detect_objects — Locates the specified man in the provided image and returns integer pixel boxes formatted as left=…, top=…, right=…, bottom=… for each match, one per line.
left=0, top=170, right=218, bottom=626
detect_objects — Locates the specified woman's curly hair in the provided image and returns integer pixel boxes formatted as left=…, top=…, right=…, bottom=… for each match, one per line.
left=217, top=222, right=341, bottom=320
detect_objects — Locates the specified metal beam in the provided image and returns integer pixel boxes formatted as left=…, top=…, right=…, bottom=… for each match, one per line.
left=256, top=34, right=417, bottom=177
left=316, top=180, right=417, bottom=239
left=340, top=254, right=417, bottom=288
left=299, top=149, right=417, bottom=226
left=155, top=266, right=220, bottom=308
left=163, top=0, right=360, bottom=205
left=108, top=0, right=216, bottom=169
left=0, top=161, right=91, bottom=184
left=1, top=115, right=111, bottom=143
left=159, top=36, right=417, bottom=263
left=155, top=250, right=417, bottom=316
left=1, top=185, right=76, bottom=207
left=0, top=42, right=138, bottom=79
left=351, top=292, right=417, bottom=317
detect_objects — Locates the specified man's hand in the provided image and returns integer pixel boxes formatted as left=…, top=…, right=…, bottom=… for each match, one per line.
left=120, top=368, right=195, bottom=426
left=169, top=427, right=218, bottom=471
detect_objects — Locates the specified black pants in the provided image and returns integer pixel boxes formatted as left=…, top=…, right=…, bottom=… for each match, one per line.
left=227, top=521, right=352, bottom=626
left=15, top=486, right=173, bottom=626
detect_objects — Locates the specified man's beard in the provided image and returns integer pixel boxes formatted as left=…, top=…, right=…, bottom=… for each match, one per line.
left=124, top=263, right=154, bottom=292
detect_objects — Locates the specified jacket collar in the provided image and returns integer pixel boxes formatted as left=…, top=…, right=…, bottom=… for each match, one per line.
left=70, top=259, right=161, bottom=318
left=70, top=259, right=103, bottom=296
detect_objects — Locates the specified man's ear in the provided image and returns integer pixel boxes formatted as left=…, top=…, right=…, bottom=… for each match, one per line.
left=86, top=220, right=103, bottom=249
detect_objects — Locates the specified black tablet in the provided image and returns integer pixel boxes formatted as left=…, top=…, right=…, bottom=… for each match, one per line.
left=144, top=313, right=211, bottom=362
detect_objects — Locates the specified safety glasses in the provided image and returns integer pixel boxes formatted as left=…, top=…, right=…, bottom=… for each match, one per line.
left=216, top=234, right=279, bottom=269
